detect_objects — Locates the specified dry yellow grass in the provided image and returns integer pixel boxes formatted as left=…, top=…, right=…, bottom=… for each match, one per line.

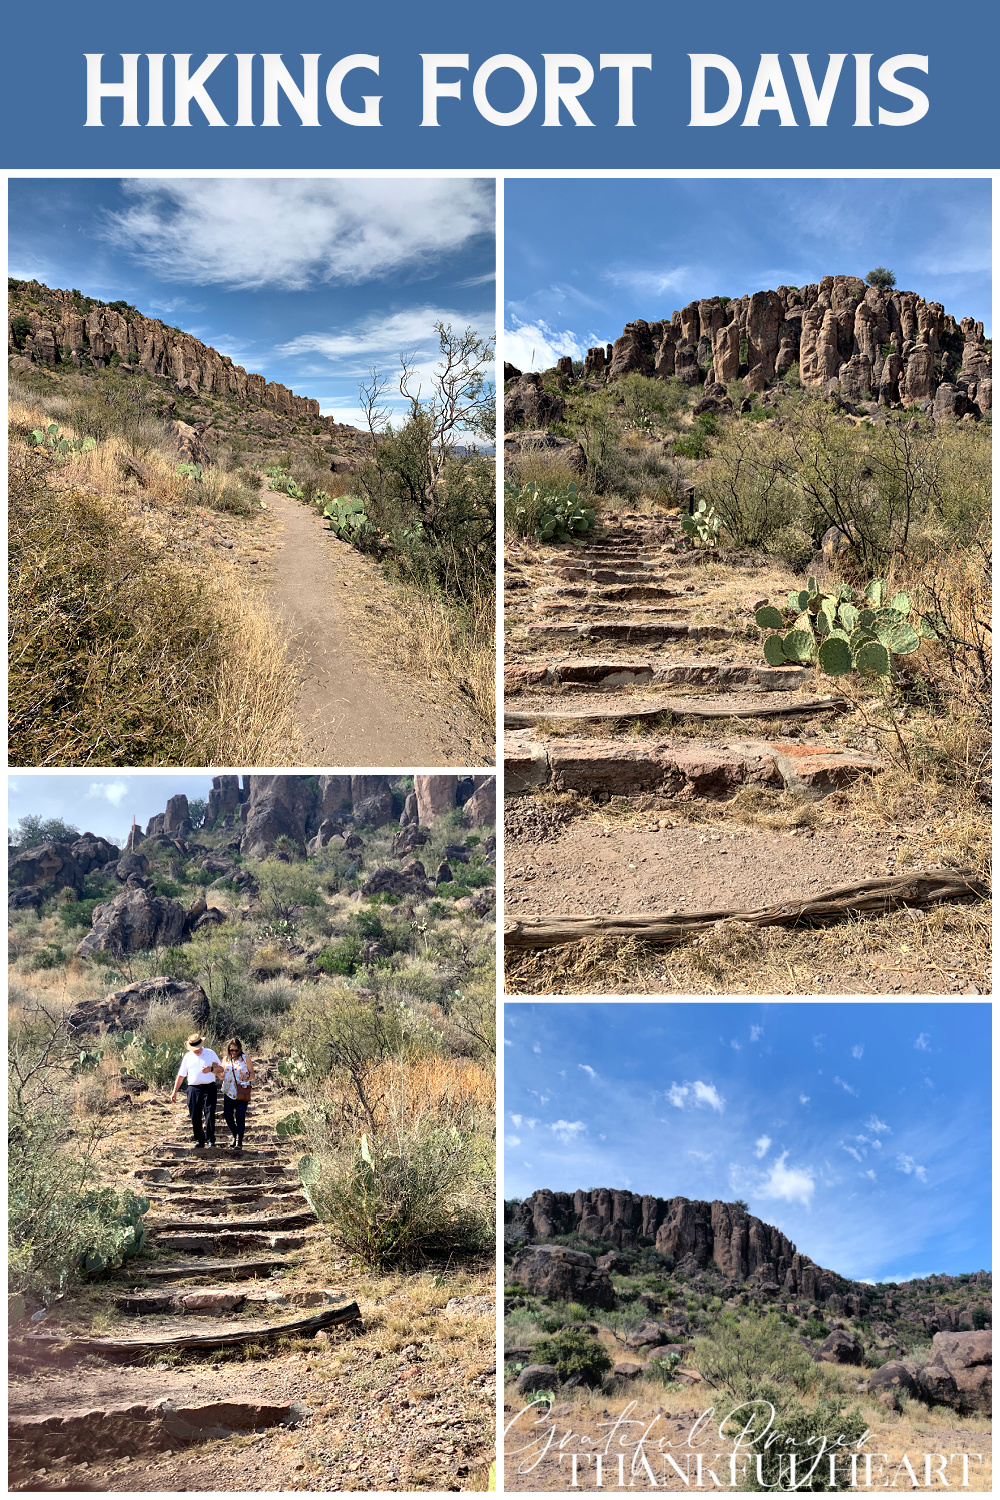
left=9, top=430, right=299, bottom=766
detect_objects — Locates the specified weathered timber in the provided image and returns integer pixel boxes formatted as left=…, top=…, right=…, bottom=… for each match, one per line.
left=503, top=870, right=988, bottom=949
left=23, top=1301, right=361, bottom=1357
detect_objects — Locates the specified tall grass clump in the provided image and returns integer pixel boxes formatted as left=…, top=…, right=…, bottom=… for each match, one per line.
left=8, top=444, right=298, bottom=765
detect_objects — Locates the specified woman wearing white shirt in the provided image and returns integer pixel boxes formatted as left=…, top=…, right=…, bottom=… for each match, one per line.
left=221, top=1037, right=255, bottom=1151
left=170, top=1033, right=223, bottom=1148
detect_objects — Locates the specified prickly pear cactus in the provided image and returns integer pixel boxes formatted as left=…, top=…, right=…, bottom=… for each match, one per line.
left=754, top=576, right=926, bottom=678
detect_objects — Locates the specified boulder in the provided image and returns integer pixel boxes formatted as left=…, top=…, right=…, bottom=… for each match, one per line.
left=596, top=1251, right=630, bottom=1274
left=868, top=1360, right=920, bottom=1401
left=414, top=775, right=458, bottom=825
left=70, top=834, right=120, bottom=873
left=162, top=794, right=192, bottom=835
left=206, top=774, right=243, bottom=825
left=115, top=850, right=150, bottom=882
left=165, top=420, right=211, bottom=467
left=510, top=1244, right=617, bottom=1309
left=318, top=775, right=352, bottom=819
left=613, top=1362, right=643, bottom=1380
left=9, top=885, right=45, bottom=911
left=241, top=775, right=318, bottom=857
left=74, top=880, right=191, bottom=958
left=515, top=1364, right=558, bottom=1395
left=359, top=864, right=432, bottom=900
left=350, top=775, right=394, bottom=828
left=503, top=429, right=586, bottom=474
left=815, top=1330, right=863, bottom=1365
left=504, top=373, right=565, bottom=430
left=932, top=383, right=974, bottom=421
left=66, top=976, right=210, bottom=1034
left=916, top=1330, right=991, bottom=1415
left=306, top=818, right=341, bottom=856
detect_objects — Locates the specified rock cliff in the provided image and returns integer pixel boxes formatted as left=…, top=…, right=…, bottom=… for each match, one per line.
left=8, top=279, right=343, bottom=428
left=508, top=275, right=991, bottom=420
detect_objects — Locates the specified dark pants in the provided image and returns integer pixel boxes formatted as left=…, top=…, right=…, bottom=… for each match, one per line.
left=187, top=1083, right=218, bottom=1146
left=223, top=1095, right=248, bottom=1146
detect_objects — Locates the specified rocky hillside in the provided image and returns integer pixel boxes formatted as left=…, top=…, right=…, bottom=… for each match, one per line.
left=8, top=278, right=369, bottom=461
left=507, top=274, right=991, bottom=421
left=505, top=1188, right=991, bottom=1345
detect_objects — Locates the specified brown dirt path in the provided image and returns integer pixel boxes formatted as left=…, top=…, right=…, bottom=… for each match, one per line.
left=265, top=492, right=489, bottom=767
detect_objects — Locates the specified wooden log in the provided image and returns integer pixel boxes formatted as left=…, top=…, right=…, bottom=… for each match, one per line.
left=504, top=695, right=849, bottom=729
left=23, top=1301, right=361, bottom=1357
left=504, top=870, right=988, bottom=950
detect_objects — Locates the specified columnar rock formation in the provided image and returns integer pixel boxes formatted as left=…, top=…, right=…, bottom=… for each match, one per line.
left=9, top=280, right=327, bottom=423
left=558, top=276, right=990, bottom=415
left=506, top=1188, right=849, bottom=1304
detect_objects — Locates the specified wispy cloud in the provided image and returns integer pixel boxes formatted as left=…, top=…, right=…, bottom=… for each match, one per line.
left=914, top=1033, right=931, bottom=1052
left=896, top=1154, right=929, bottom=1183
left=668, top=1080, right=724, bottom=1113
left=549, top=1120, right=586, bottom=1143
left=799, top=1094, right=810, bottom=1105
left=866, top=1115, right=891, bottom=1135
left=85, top=780, right=129, bottom=807
left=504, top=317, right=587, bottom=372
left=754, top=1135, right=772, bottom=1159
left=851, top=1044, right=864, bottom=1060
left=833, top=1076, right=858, bottom=1096
left=103, top=179, right=494, bottom=291
left=750, top=1025, right=764, bottom=1042
left=758, top=1151, right=815, bottom=1208
left=578, top=1064, right=597, bottom=1080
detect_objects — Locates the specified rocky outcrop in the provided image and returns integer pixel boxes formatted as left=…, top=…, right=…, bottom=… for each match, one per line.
left=241, top=776, right=318, bottom=858
left=9, top=280, right=323, bottom=423
left=350, top=776, right=394, bottom=828
left=511, top=1244, right=616, bottom=1309
left=206, top=775, right=244, bottom=827
left=414, top=775, right=458, bottom=825
left=9, top=834, right=119, bottom=905
left=570, top=276, right=988, bottom=416
left=815, top=1329, right=863, bottom=1365
left=505, top=1189, right=845, bottom=1303
left=464, top=775, right=497, bottom=828
left=66, top=976, right=210, bottom=1035
left=359, top=862, right=432, bottom=900
left=503, top=429, right=586, bottom=474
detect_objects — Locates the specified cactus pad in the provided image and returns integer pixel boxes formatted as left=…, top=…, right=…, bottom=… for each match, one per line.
left=855, top=640, right=891, bottom=676
left=782, top=628, right=816, bottom=662
left=755, top=605, right=785, bottom=630
left=817, top=636, right=854, bottom=676
left=762, top=634, right=787, bottom=666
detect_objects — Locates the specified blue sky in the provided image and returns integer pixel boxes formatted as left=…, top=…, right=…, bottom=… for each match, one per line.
left=8, top=772, right=217, bottom=848
left=504, top=179, right=991, bottom=369
left=9, top=178, right=495, bottom=429
left=504, top=1002, right=991, bottom=1284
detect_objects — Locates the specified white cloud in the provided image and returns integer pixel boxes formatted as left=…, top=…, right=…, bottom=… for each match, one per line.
left=851, top=1044, right=864, bottom=1059
left=104, top=179, right=494, bottom=291
left=504, top=318, right=586, bottom=372
left=510, top=1114, right=522, bottom=1127
left=549, top=1120, right=586, bottom=1143
left=667, top=1084, right=688, bottom=1109
left=799, top=1095, right=810, bottom=1105
left=914, top=1033, right=931, bottom=1051
left=526, top=1119, right=538, bottom=1130
left=862, top=1169, right=877, bottom=1181
left=689, top=1149, right=713, bottom=1163
left=754, top=1135, right=772, bottom=1159
left=692, top=1081, right=725, bottom=1113
left=896, top=1154, right=928, bottom=1183
left=532, top=1043, right=541, bottom=1055
left=812, top=1035, right=825, bottom=1051
left=842, top=1145, right=863, bottom=1163
left=833, top=1076, right=858, bottom=1096
left=866, top=1115, right=891, bottom=1135
left=506, top=1136, right=521, bottom=1147
left=758, top=1152, right=815, bottom=1208
left=604, top=262, right=691, bottom=299
left=86, top=780, right=129, bottom=807
left=749, top=1025, right=763, bottom=1042
left=731, top=1039, right=742, bottom=1051
left=278, top=305, right=493, bottom=370
left=578, top=1064, right=597, bottom=1080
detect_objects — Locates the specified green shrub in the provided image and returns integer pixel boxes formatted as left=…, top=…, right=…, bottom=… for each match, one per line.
left=698, top=1311, right=815, bottom=1403
left=316, top=934, right=364, bottom=976
left=531, top=1328, right=613, bottom=1386
left=298, top=1124, right=491, bottom=1268
left=735, top=1395, right=870, bottom=1492
left=29, top=943, right=65, bottom=970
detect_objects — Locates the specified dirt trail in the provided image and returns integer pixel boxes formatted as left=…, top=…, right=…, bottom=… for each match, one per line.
left=9, top=1071, right=495, bottom=1492
left=266, top=492, right=489, bottom=767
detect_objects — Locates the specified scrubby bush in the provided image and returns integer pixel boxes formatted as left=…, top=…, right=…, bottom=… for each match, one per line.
left=698, top=1312, right=815, bottom=1403
left=531, top=1328, right=613, bottom=1386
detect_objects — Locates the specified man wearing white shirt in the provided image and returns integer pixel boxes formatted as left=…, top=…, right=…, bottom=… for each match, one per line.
left=170, top=1033, right=223, bottom=1148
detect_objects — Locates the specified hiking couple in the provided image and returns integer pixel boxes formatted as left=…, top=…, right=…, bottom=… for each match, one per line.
left=170, top=1034, right=254, bottom=1150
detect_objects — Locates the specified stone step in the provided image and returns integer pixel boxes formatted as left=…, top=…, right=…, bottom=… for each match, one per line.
left=23, top=1301, right=361, bottom=1360
left=115, top=1285, right=342, bottom=1316
left=505, top=659, right=808, bottom=694
left=552, top=567, right=671, bottom=584
left=543, top=585, right=686, bottom=603
left=131, top=1255, right=294, bottom=1282
left=151, top=1229, right=310, bottom=1254
left=533, top=601, right=687, bottom=618
left=504, top=733, right=882, bottom=798
left=504, top=693, right=848, bottom=730
left=525, top=621, right=731, bottom=644
left=141, top=1177, right=303, bottom=1197
left=149, top=1208, right=316, bottom=1233
left=10, top=1396, right=312, bottom=1467
left=150, top=1145, right=281, bottom=1160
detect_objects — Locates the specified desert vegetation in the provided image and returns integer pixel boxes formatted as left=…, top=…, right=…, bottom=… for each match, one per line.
left=8, top=784, right=496, bottom=1490
left=503, top=353, right=990, bottom=994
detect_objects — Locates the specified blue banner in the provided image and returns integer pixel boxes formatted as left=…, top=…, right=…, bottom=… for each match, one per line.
left=0, top=0, right=992, bottom=169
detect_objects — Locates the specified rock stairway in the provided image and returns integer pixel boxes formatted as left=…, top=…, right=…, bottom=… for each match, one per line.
left=505, top=514, right=884, bottom=800
left=10, top=1077, right=360, bottom=1484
